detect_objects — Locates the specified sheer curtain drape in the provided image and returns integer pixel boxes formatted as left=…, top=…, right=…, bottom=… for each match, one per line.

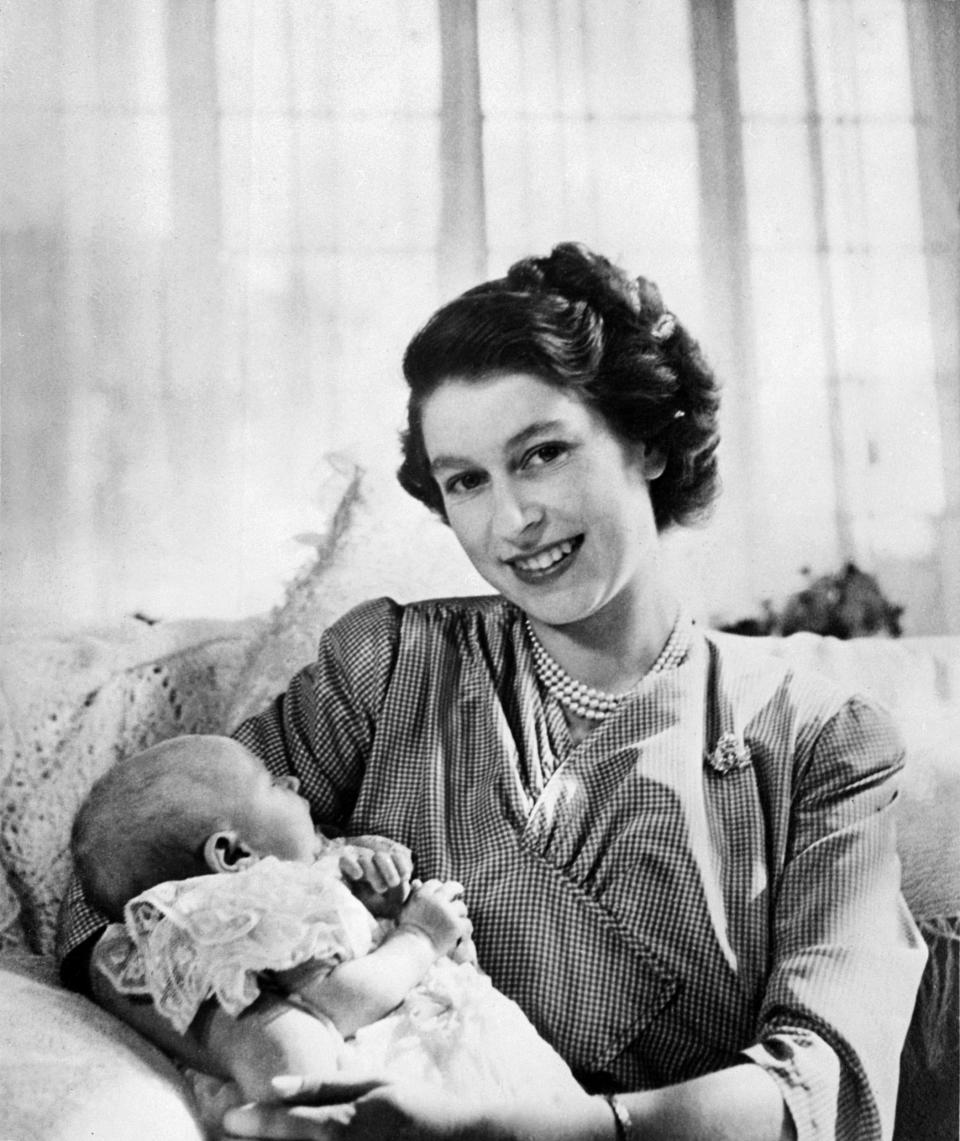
left=474, top=0, right=959, bottom=632
left=3, top=0, right=454, bottom=626
left=2, top=0, right=957, bottom=632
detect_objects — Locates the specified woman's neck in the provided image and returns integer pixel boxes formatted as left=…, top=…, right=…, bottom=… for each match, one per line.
left=528, top=582, right=678, bottom=695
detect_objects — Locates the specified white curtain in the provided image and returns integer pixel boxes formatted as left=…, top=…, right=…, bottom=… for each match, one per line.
left=2, top=0, right=456, bottom=627
left=474, top=0, right=959, bottom=633
left=2, top=0, right=957, bottom=633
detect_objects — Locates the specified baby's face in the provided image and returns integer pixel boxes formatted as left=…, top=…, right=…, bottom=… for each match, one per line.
left=231, top=759, right=320, bottom=863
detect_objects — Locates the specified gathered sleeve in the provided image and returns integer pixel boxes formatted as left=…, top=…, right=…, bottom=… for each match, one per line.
left=232, top=597, right=402, bottom=822
left=743, top=697, right=927, bottom=1141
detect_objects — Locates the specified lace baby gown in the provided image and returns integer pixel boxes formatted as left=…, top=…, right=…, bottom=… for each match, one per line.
left=96, top=854, right=581, bottom=1121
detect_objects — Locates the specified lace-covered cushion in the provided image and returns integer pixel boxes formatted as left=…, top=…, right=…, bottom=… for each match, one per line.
left=0, top=618, right=263, bottom=955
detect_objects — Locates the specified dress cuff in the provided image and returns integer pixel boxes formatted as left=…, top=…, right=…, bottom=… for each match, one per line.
left=742, top=1027, right=841, bottom=1141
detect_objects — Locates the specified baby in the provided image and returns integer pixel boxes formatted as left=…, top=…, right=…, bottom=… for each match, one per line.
left=71, top=734, right=470, bottom=1052
left=71, top=734, right=580, bottom=1115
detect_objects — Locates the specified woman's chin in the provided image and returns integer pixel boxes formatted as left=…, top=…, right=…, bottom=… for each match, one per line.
left=509, top=585, right=602, bottom=629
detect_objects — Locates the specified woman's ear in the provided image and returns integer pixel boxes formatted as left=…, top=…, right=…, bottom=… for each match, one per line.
left=642, top=442, right=667, bottom=480
left=203, top=830, right=258, bottom=874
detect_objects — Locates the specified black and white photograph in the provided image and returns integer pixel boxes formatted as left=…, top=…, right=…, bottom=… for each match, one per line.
left=1, top=3, right=958, bottom=1140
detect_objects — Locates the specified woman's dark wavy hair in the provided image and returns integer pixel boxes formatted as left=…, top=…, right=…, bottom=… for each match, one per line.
left=398, top=242, right=721, bottom=531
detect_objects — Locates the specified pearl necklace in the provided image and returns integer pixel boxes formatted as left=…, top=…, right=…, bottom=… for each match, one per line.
left=524, top=616, right=682, bottom=721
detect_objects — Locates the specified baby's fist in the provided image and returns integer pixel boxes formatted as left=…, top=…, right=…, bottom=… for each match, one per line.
left=398, top=879, right=470, bottom=957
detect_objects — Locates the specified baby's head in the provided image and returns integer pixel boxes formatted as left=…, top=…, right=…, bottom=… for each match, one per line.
left=71, top=735, right=319, bottom=919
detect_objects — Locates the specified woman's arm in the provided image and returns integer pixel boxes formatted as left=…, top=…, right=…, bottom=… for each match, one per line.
left=220, top=1062, right=793, bottom=1140
left=615, top=1064, right=794, bottom=1141
left=740, top=697, right=926, bottom=1141
left=231, top=598, right=404, bottom=822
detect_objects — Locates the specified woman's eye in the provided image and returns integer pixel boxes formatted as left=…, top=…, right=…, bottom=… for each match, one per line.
left=444, top=470, right=486, bottom=496
left=525, top=442, right=567, bottom=468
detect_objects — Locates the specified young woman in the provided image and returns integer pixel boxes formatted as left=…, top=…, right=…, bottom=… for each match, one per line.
left=58, top=243, right=925, bottom=1141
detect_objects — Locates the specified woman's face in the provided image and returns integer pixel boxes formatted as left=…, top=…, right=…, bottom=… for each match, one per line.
left=421, top=372, right=664, bottom=630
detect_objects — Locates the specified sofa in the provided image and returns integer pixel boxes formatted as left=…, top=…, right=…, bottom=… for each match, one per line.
left=2, top=484, right=958, bottom=1140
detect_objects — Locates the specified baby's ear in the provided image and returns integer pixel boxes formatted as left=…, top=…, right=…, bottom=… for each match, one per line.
left=203, top=830, right=258, bottom=873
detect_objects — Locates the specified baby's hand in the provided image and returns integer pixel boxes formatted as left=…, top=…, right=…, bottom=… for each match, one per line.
left=398, top=879, right=472, bottom=957
left=339, top=841, right=412, bottom=919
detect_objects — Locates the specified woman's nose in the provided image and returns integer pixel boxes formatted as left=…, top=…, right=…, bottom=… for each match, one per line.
left=274, top=775, right=301, bottom=794
left=490, top=481, right=544, bottom=540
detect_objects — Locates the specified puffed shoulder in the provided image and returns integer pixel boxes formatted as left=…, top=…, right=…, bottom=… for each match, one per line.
left=320, top=594, right=514, bottom=681
left=321, top=595, right=405, bottom=647
left=796, top=694, right=905, bottom=809
left=704, top=630, right=905, bottom=796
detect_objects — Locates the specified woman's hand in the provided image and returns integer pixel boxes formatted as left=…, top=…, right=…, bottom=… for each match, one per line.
left=221, top=1074, right=613, bottom=1141
left=222, top=1075, right=485, bottom=1140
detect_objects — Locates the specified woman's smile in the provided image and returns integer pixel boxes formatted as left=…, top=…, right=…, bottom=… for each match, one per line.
left=507, top=535, right=584, bottom=580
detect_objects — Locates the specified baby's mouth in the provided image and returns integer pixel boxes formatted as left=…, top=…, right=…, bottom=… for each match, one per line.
left=510, top=536, right=583, bottom=577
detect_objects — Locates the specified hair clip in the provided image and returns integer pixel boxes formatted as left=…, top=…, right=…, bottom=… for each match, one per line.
left=706, top=732, right=751, bottom=775
left=651, top=312, right=676, bottom=343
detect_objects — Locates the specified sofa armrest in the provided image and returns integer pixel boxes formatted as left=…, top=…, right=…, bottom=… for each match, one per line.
left=0, top=952, right=207, bottom=1141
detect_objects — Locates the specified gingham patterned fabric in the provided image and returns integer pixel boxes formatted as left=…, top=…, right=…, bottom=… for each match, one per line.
left=58, top=596, right=926, bottom=1141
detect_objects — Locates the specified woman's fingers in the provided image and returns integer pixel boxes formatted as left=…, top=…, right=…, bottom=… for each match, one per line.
left=221, top=1077, right=391, bottom=1139
left=272, top=1076, right=386, bottom=1104
left=222, top=1102, right=351, bottom=1139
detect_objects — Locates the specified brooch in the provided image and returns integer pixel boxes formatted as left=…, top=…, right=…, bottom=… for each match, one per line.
left=707, top=732, right=752, bottom=775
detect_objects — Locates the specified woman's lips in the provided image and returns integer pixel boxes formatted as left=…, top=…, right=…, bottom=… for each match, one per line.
left=508, top=536, right=584, bottom=581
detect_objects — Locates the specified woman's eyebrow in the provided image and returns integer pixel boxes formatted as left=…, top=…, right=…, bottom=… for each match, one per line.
left=505, top=420, right=567, bottom=450
left=430, top=420, right=568, bottom=474
left=429, top=453, right=471, bottom=474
